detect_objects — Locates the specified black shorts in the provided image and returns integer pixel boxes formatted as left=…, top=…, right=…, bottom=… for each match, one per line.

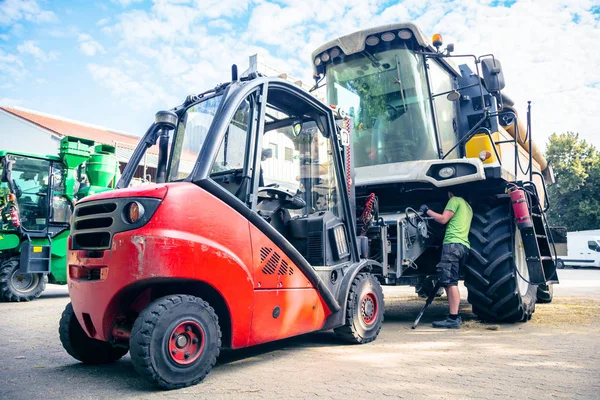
left=437, top=243, right=470, bottom=287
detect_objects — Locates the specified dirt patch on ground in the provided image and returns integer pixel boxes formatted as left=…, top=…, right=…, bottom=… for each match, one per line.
left=384, top=294, right=600, bottom=331
left=532, top=298, right=600, bottom=326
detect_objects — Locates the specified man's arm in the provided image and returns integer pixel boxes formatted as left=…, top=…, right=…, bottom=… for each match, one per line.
left=426, top=209, right=454, bottom=225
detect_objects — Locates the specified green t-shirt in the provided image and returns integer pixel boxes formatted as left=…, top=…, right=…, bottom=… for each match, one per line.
left=443, top=196, right=473, bottom=248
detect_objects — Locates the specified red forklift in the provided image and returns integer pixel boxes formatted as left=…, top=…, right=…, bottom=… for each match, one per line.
left=59, top=71, right=384, bottom=389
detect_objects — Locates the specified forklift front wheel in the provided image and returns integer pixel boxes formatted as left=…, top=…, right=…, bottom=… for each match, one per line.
left=0, top=257, right=47, bottom=302
left=334, top=273, right=384, bottom=344
left=130, top=294, right=222, bottom=390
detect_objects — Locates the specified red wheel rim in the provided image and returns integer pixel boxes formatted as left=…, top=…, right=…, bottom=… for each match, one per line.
left=167, top=320, right=205, bottom=365
left=361, top=292, right=378, bottom=325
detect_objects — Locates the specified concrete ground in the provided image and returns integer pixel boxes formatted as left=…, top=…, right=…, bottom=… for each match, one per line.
left=1, top=269, right=599, bottom=399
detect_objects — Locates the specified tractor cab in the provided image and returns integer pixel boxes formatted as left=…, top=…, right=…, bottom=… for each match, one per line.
left=0, top=138, right=119, bottom=302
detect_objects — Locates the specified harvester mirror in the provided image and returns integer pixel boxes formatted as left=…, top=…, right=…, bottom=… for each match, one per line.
left=446, top=90, right=461, bottom=102
left=481, top=58, right=505, bottom=92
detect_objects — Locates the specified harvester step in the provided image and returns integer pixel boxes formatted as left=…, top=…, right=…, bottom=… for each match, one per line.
left=536, top=234, right=547, bottom=239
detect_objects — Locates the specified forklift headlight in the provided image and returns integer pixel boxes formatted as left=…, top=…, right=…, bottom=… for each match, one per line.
left=125, top=201, right=145, bottom=224
left=330, top=224, right=350, bottom=260
left=438, top=167, right=455, bottom=179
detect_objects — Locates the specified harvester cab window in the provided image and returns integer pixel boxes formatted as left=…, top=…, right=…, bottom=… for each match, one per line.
left=428, top=60, right=459, bottom=159
left=326, top=47, right=439, bottom=168
left=210, top=95, right=254, bottom=200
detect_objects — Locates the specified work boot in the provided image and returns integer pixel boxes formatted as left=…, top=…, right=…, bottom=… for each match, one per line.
left=432, top=316, right=462, bottom=329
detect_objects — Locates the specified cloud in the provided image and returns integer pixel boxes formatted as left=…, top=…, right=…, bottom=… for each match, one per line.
left=96, top=17, right=111, bottom=26
left=78, top=34, right=106, bottom=56
left=0, top=34, right=9, bottom=41
left=111, top=0, right=144, bottom=6
left=0, top=97, right=24, bottom=106
left=17, top=40, right=59, bottom=62
left=0, top=0, right=57, bottom=26
left=0, top=50, right=26, bottom=81
left=88, top=64, right=178, bottom=110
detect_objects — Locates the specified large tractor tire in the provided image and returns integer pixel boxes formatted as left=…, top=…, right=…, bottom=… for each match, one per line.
left=464, top=203, right=537, bottom=323
left=536, top=283, right=554, bottom=304
left=130, top=295, right=221, bottom=390
left=0, top=257, right=47, bottom=302
left=59, top=303, right=128, bottom=364
left=334, top=272, right=384, bottom=344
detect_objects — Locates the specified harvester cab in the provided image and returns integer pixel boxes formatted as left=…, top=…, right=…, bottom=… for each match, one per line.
left=61, top=74, right=385, bottom=389
left=311, top=22, right=560, bottom=322
left=0, top=137, right=118, bottom=301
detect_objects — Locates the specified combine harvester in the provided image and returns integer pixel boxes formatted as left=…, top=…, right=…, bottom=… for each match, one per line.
left=311, top=22, right=561, bottom=316
left=0, top=137, right=118, bottom=301
left=58, top=23, right=560, bottom=389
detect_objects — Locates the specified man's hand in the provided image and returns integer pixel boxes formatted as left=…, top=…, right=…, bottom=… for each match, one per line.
left=419, top=204, right=429, bottom=214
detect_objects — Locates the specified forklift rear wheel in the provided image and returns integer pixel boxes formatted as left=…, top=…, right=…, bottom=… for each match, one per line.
left=0, top=257, right=47, bottom=302
left=334, top=273, right=384, bottom=344
left=536, top=283, right=553, bottom=304
left=465, top=203, right=537, bottom=323
left=59, top=302, right=128, bottom=364
left=130, top=294, right=221, bottom=390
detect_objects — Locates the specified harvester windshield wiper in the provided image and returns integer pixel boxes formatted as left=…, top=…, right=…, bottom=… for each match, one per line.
left=361, top=49, right=407, bottom=111
left=394, top=54, right=407, bottom=111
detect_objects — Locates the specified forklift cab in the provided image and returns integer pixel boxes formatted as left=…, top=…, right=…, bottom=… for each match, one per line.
left=119, top=76, right=359, bottom=270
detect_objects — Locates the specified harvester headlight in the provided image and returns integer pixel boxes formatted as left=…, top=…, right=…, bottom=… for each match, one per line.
left=366, top=36, right=379, bottom=46
left=398, top=30, right=413, bottom=40
left=438, top=167, right=455, bottom=179
left=381, top=32, right=395, bottom=42
left=329, top=48, right=340, bottom=59
left=126, top=201, right=145, bottom=224
left=321, top=52, right=330, bottom=63
left=479, top=151, right=492, bottom=161
left=314, top=57, right=322, bottom=66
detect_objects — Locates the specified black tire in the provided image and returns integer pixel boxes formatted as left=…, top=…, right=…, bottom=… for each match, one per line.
left=59, top=302, right=128, bottom=364
left=465, top=203, right=537, bottom=323
left=415, top=277, right=444, bottom=298
left=334, top=273, right=384, bottom=344
left=556, top=259, right=565, bottom=269
left=130, top=295, right=221, bottom=390
left=536, top=283, right=553, bottom=304
left=0, top=257, right=47, bottom=302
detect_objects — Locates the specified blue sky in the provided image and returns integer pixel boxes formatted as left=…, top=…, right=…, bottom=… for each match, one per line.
left=1, top=0, right=599, bottom=149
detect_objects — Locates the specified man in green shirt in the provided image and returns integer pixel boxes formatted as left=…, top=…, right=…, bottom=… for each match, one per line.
left=420, top=190, right=472, bottom=329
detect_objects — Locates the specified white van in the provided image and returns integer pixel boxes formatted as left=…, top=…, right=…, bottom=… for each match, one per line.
left=563, top=230, right=600, bottom=268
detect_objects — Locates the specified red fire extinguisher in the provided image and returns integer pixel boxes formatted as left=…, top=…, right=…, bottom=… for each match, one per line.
left=510, top=188, right=533, bottom=229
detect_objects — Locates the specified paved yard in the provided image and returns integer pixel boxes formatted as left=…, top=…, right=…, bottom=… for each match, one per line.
left=1, top=269, right=599, bottom=399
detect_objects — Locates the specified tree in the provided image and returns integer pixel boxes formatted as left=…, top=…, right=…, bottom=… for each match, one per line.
left=545, top=132, right=600, bottom=231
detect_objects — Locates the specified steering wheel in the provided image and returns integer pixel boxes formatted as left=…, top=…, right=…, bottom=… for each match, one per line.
left=257, top=186, right=306, bottom=210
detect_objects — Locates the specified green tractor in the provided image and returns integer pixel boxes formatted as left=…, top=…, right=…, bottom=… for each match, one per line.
left=0, top=136, right=119, bottom=302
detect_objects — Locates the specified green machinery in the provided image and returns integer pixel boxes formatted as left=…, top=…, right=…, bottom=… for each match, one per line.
left=0, top=136, right=119, bottom=301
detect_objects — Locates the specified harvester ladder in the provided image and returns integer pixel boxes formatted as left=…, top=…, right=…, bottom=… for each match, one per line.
left=517, top=179, right=559, bottom=285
